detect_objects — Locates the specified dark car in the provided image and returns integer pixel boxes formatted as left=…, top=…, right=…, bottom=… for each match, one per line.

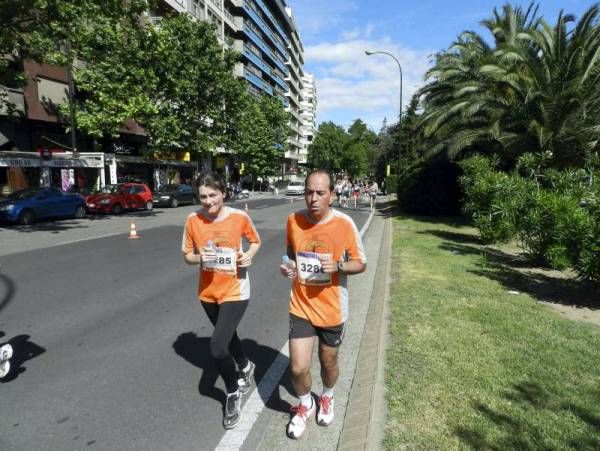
left=0, top=187, right=86, bottom=225
left=153, top=184, right=196, bottom=208
left=85, top=182, right=153, bottom=214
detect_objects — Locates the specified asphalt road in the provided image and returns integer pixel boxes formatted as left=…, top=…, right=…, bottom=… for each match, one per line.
left=0, top=195, right=371, bottom=450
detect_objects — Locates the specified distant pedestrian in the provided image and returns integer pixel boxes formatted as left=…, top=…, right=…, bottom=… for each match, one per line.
left=351, top=182, right=361, bottom=209
left=334, top=180, right=343, bottom=207
left=182, top=173, right=261, bottom=429
left=340, top=179, right=350, bottom=208
left=279, top=169, right=367, bottom=439
left=368, top=181, right=378, bottom=210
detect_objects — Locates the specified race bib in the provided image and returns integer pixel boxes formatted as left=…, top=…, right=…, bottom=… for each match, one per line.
left=297, top=251, right=332, bottom=285
left=203, top=247, right=237, bottom=274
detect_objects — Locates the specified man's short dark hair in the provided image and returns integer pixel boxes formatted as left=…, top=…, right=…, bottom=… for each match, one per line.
left=304, top=169, right=334, bottom=192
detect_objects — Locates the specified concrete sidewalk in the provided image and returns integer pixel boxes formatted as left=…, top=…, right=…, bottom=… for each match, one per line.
left=250, top=204, right=391, bottom=450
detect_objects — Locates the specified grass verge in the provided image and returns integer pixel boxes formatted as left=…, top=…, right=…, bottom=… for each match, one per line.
left=384, top=215, right=600, bottom=450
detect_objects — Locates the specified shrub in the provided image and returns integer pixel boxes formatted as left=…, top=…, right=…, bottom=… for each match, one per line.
left=574, top=183, right=600, bottom=283
left=459, top=156, right=532, bottom=243
left=385, top=174, right=397, bottom=195
left=517, top=190, right=592, bottom=269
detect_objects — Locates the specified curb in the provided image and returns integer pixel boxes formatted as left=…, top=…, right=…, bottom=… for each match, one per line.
left=338, top=210, right=392, bottom=450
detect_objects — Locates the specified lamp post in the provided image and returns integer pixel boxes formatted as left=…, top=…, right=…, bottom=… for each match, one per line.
left=365, top=50, right=402, bottom=175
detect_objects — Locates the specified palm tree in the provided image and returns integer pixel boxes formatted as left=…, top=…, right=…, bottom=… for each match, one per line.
left=419, top=2, right=600, bottom=168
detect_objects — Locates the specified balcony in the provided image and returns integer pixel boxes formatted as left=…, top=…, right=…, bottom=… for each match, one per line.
left=243, top=69, right=273, bottom=95
left=243, top=45, right=272, bottom=75
left=243, top=26, right=287, bottom=73
left=223, top=8, right=236, bottom=29
left=253, top=0, right=289, bottom=45
left=208, top=0, right=223, bottom=11
left=243, top=4, right=287, bottom=60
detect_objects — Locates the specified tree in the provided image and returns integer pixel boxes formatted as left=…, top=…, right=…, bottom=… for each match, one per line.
left=231, top=93, right=290, bottom=184
left=308, top=121, right=348, bottom=172
left=419, top=2, right=600, bottom=169
left=343, top=119, right=376, bottom=177
left=0, top=0, right=149, bottom=112
left=140, top=14, right=239, bottom=155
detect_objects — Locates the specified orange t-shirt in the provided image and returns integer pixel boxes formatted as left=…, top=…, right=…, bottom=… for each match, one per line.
left=182, top=206, right=260, bottom=303
left=286, top=209, right=366, bottom=327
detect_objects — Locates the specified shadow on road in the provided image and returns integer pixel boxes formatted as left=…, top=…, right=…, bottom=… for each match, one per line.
left=0, top=273, right=15, bottom=313
left=173, top=332, right=293, bottom=413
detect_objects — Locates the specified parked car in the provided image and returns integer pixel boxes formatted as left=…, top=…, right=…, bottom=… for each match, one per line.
left=286, top=181, right=305, bottom=196
left=153, top=184, right=196, bottom=208
left=85, top=182, right=153, bottom=214
left=0, top=187, right=86, bottom=225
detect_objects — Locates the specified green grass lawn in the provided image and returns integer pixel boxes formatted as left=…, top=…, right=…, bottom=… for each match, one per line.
left=384, top=215, right=600, bottom=450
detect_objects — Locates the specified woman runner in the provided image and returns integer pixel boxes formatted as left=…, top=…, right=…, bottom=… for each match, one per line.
left=182, top=173, right=261, bottom=429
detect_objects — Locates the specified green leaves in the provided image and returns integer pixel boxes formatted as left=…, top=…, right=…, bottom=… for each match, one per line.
left=2, top=1, right=289, bottom=166
left=419, top=3, right=600, bottom=168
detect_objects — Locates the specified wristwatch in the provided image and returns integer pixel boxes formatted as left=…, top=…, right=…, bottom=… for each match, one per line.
left=337, top=261, right=345, bottom=273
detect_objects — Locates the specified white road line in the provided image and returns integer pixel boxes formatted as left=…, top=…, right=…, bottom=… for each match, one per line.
left=215, top=208, right=375, bottom=450
left=27, top=231, right=125, bottom=250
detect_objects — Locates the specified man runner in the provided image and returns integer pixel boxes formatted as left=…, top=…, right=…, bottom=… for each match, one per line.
left=279, top=169, right=367, bottom=439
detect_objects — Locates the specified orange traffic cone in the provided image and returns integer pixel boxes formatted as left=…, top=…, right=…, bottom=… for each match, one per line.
left=129, top=221, right=140, bottom=239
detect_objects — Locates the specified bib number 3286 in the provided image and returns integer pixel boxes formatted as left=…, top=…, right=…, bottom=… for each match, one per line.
left=297, top=251, right=332, bottom=285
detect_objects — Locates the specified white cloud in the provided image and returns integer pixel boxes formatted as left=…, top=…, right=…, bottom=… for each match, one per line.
left=304, top=37, right=434, bottom=130
left=289, top=0, right=359, bottom=36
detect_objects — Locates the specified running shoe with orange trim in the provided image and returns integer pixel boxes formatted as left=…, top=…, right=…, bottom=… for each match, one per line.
left=317, top=395, right=334, bottom=426
left=287, top=398, right=316, bottom=439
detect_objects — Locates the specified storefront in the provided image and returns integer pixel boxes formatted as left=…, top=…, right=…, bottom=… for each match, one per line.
left=104, top=154, right=199, bottom=191
left=0, top=151, right=105, bottom=195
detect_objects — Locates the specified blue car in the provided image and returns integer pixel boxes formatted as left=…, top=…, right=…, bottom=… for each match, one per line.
left=0, top=187, right=86, bottom=225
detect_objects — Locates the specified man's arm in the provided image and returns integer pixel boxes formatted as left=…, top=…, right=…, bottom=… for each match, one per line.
left=338, top=259, right=366, bottom=274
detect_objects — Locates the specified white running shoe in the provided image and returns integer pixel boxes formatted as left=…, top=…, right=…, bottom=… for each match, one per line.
left=0, top=344, right=12, bottom=378
left=0, top=360, right=10, bottom=378
left=223, top=390, right=242, bottom=429
left=287, top=398, right=316, bottom=439
left=238, top=361, right=255, bottom=395
left=317, top=395, right=334, bottom=426
left=0, top=344, right=13, bottom=361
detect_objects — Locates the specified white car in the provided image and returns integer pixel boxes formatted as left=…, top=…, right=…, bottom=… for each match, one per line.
left=286, top=181, right=305, bottom=196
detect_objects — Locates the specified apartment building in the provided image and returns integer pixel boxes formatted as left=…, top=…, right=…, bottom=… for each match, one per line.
left=299, top=73, right=317, bottom=165
left=0, top=0, right=307, bottom=194
left=151, top=0, right=306, bottom=176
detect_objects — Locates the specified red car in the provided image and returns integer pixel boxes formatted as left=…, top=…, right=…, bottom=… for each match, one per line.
left=85, top=183, right=153, bottom=214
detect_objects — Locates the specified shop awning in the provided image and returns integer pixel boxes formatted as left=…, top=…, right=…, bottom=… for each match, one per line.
left=0, top=151, right=104, bottom=168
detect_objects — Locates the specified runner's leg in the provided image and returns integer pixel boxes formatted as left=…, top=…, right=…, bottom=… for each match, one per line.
left=289, top=336, right=315, bottom=395
left=202, top=300, right=249, bottom=393
left=318, top=341, right=340, bottom=388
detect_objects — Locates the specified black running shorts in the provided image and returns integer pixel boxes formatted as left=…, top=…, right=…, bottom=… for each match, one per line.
left=289, top=314, right=346, bottom=348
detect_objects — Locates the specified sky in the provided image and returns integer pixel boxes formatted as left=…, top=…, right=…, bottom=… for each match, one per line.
left=288, top=0, right=593, bottom=131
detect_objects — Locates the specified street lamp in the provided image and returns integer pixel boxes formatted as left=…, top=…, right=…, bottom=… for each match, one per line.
left=365, top=50, right=402, bottom=175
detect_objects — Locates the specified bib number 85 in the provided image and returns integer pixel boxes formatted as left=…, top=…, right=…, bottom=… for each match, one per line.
left=218, top=256, right=233, bottom=265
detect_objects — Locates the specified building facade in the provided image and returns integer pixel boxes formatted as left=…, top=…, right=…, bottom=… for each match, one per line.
left=299, top=73, right=317, bottom=165
left=0, top=0, right=307, bottom=195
